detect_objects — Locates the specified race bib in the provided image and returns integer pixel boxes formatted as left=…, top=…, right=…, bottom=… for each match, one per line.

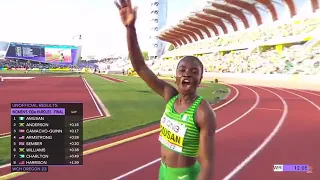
left=159, top=114, right=186, bottom=153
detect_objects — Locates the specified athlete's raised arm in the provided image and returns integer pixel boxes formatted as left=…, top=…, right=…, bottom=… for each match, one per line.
left=196, top=101, right=216, bottom=180
left=115, top=0, right=178, bottom=101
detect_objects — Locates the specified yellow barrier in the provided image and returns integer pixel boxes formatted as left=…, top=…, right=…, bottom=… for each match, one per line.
left=48, top=68, right=70, bottom=71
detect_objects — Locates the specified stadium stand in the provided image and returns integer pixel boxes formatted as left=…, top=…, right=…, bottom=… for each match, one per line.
left=153, top=0, right=320, bottom=76
left=1, top=1, right=319, bottom=77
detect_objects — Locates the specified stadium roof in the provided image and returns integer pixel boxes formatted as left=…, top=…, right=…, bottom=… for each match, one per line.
left=158, top=0, right=320, bottom=47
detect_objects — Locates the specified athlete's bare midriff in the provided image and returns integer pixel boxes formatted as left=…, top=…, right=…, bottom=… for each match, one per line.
left=161, top=145, right=197, bottom=168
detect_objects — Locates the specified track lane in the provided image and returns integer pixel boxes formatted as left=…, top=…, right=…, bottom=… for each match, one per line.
left=233, top=87, right=320, bottom=180
left=0, top=84, right=237, bottom=176
left=83, top=84, right=239, bottom=151
left=4, top=85, right=249, bottom=180
left=125, top=85, right=284, bottom=180
left=213, top=85, right=258, bottom=129
left=0, top=77, right=101, bottom=136
left=284, top=89, right=320, bottom=106
left=112, top=84, right=258, bottom=180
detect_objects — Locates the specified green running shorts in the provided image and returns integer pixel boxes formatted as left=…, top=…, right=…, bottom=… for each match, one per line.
left=158, top=161, right=200, bottom=180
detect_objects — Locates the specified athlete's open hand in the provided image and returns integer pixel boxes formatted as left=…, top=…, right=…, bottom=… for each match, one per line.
left=115, top=0, right=137, bottom=27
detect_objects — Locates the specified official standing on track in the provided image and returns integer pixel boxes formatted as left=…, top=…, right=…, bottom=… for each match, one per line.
left=115, top=0, right=216, bottom=179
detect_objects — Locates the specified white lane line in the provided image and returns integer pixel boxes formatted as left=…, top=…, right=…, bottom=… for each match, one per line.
left=0, top=83, right=237, bottom=140
left=0, top=84, right=237, bottom=169
left=290, top=89, right=320, bottom=97
left=0, top=78, right=107, bottom=167
left=112, top=85, right=260, bottom=180
left=82, top=77, right=111, bottom=117
left=82, top=77, right=103, bottom=117
left=278, top=88, right=320, bottom=111
left=223, top=86, right=288, bottom=180
left=255, top=108, right=283, bottom=111
left=214, top=84, right=239, bottom=110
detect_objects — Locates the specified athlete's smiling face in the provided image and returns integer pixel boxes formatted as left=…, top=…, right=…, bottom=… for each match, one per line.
left=175, top=56, right=203, bottom=94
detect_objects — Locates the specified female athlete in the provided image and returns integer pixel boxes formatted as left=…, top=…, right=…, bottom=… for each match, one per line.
left=115, top=0, right=216, bottom=179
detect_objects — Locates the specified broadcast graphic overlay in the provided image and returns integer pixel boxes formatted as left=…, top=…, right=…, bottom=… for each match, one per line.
left=273, top=164, right=313, bottom=173
left=5, top=42, right=80, bottom=65
left=11, top=103, right=83, bottom=172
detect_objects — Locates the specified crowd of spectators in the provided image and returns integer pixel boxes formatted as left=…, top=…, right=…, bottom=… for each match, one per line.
left=151, top=14, right=320, bottom=75
left=1, top=14, right=319, bottom=75
left=167, top=15, right=320, bottom=56
left=0, top=59, right=77, bottom=70
left=152, top=46, right=320, bottom=75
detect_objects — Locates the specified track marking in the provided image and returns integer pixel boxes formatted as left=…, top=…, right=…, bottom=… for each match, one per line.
left=81, top=77, right=103, bottom=116
left=215, top=85, right=259, bottom=133
left=2, top=77, right=34, bottom=80
left=96, top=74, right=127, bottom=83
left=83, top=116, right=105, bottom=122
left=214, top=84, right=239, bottom=110
left=0, top=82, right=235, bottom=139
left=112, top=85, right=260, bottom=180
left=0, top=133, right=10, bottom=137
left=103, top=75, right=127, bottom=82
left=277, top=88, right=320, bottom=111
left=291, top=89, right=320, bottom=97
left=0, top=78, right=108, bottom=139
left=97, top=74, right=117, bottom=82
left=0, top=84, right=239, bottom=179
left=255, top=107, right=283, bottom=111
left=282, top=97, right=302, bottom=100
left=82, top=77, right=111, bottom=117
left=223, top=86, right=288, bottom=180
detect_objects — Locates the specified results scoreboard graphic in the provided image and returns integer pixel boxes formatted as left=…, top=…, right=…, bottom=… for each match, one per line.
left=11, top=103, right=83, bottom=172
left=4, top=42, right=81, bottom=65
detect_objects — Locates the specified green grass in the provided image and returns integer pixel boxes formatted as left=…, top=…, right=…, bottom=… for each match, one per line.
left=0, top=138, right=10, bottom=165
left=0, top=74, right=229, bottom=165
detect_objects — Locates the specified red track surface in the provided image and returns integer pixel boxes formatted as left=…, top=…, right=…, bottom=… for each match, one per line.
left=1, top=84, right=319, bottom=179
left=0, top=77, right=102, bottom=135
left=96, top=74, right=126, bottom=82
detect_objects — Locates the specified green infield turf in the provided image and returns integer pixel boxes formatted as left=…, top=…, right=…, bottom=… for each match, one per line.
left=0, top=74, right=229, bottom=165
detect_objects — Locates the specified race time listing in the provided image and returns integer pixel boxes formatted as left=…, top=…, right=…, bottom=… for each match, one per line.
left=11, top=103, right=84, bottom=172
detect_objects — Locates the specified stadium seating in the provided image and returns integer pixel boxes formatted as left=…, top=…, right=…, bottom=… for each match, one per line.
left=2, top=12, right=319, bottom=76
left=155, top=14, right=320, bottom=75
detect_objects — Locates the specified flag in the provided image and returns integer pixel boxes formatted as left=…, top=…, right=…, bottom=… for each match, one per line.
left=19, top=154, right=25, bottom=158
left=19, top=148, right=25, bottom=152
left=19, top=142, right=24, bottom=146
left=181, top=114, right=190, bottom=122
left=19, top=129, right=25, bottom=133
left=18, top=117, right=25, bottom=121
left=19, top=123, right=24, bottom=127
left=19, top=136, right=25, bottom=140
left=19, top=161, right=25, bottom=165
